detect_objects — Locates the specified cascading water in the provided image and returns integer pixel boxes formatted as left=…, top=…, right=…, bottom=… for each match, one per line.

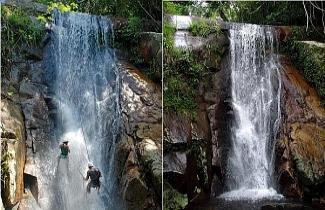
left=171, top=15, right=203, bottom=49
left=43, top=11, right=121, bottom=209
left=220, top=24, right=283, bottom=200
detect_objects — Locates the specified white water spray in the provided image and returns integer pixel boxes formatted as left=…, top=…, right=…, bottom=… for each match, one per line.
left=220, top=24, right=283, bottom=200
left=42, top=10, right=121, bottom=209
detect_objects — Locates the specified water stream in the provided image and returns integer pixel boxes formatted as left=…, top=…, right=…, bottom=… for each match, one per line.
left=220, top=23, right=283, bottom=200
left=43, top=11, right=121, bottom=209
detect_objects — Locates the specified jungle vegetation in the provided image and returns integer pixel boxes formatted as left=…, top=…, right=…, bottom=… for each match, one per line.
left=163, top=1, right=325, bottom=115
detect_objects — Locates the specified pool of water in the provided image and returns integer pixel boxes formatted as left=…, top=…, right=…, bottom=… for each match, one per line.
left=185, top=198, right=317, bottom=210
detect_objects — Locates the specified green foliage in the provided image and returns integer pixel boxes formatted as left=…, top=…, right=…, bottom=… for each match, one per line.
left=189, top=19, right=219, bottom=37
left=163, top=21, right=176, bottom=51
left=0, top=152, right=12, bottom=182
left=163, top=1, right=189, bottom=15
left=164, top=73, right=198, bottom=115
left=123, top=16, right=142, bottom=40
left=163, top=181, right=187, bottom=210
left=223, top=1, right=306, bottom=25
left=290, top=26, right=325, bottom=42
left=1, top=5, right=45, bottom=79
left=37, top=0, right=161, bottom=31
left=164, top=48, right=208, bottom=117
left=37, top=2, right=78, bottom=23
left=0, top=137, right=13, bottom=183
left=284, top=40, right=325, bottom=104
left=48, top=2, right=78, bottom=13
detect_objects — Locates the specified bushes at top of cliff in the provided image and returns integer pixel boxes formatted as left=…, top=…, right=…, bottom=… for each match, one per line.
left=189, top=19, right=220, bottom=38
left=284, top=40, right=325, bottom=104
left=1, top=5, right=45, bottom=79
left=163, top=1, right=192, bottom=16
left=37, top=0, right=161, bottom=32
left=1, top=6, right=44, bottom=47
left=164, top=48, right=208, bottom=117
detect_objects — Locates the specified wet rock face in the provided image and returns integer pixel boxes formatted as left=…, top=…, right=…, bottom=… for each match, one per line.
left=163, top=112, right=191, bottom=195
left=1, top=99, right=26, bottom=207
left=116, top=62, right=162, bottom=210
left=163, top=61, right=231, bottom=203
left=276, top=57, right=325, bottom=200
left=138, top=32, right=162, bottom=69
left=163, top=23, right=230, bottom=205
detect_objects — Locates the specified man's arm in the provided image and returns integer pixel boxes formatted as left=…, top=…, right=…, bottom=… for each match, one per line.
left=84, top=171, right=89, bottom=181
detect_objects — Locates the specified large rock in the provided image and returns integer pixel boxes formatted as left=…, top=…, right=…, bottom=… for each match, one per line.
left=117, top=61, right=162, bottom=210
left=276, top=57, right=325, bottom=199
left=163, top=25, right=230, bottom=204
left=1, top=99, right=26, bottom=208
left=2, top=0, right=47, bottom=13
left=164, top=112, right=191, bottom=144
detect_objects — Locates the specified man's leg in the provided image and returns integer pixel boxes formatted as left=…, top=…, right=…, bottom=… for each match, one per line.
left=86, top=182, right=91, bottom=193
left=97, top=184, right=100, bottom=193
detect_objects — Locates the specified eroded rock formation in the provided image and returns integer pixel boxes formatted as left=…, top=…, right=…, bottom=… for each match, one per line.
left=116, top=62, right=162, bottom=210
left=1, top=14, right=162, bottom=209
left=163, top=16, right=231, bottom=207
left=276, top=57, right=325, bottom=202
left=1, top=99, right=26, bottom=207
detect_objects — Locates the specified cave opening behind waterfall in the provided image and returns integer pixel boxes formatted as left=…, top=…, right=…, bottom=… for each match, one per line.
left=42, top=10, right=121, bottom=210
left=219, top=23, right=283, bottom=201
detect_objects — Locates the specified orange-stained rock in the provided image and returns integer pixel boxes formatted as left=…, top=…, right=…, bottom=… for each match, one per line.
left=275, top=26, right=292, bottom=42
left=276, top=56, right=325, bottom=199
left=116, top=61, right=162, bottom=210
left=1, top=99, right=26, bottom=208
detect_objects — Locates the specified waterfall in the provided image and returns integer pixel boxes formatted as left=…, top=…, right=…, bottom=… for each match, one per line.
left=43, top=10, right=121, bottom=209
left=220, top=24, right=282, bottom=200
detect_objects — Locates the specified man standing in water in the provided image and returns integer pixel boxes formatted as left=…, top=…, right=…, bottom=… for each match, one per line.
left=59, top=141, right=70, bottom=158
left=84, top=163, right=102, bottom=193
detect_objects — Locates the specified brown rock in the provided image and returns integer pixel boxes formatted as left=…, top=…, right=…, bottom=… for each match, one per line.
left=164, top=112, right=191, bottom=144
left=276, top=57, right=325, bottom=199
left=1, top=99, right=26, bottom=207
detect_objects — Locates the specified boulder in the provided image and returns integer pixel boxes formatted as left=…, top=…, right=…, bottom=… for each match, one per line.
left=122, top=168, right=149, bottom=210
left=164, top=112, right=191, bottom=144
left=117, top=61, right=162, bottom=209
left=0, top=99, right=26, bottom=208
left=276, top=57, right=325, bottom=199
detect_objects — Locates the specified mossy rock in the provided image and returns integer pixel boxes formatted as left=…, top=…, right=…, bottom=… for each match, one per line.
left=290, top=123, right=325, bottom=187
left=286, top=41, right=325, bottom=104
left=163, top=181, right=187, bottom=210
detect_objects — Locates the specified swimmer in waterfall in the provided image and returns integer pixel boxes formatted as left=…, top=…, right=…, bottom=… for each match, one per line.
left=84, top=163, right=102, bottom=194
left=59, top=141, right=70, bottom=158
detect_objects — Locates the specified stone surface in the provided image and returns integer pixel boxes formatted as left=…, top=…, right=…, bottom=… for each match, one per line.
left=1, top=99, right=26, bottom=207
left=163, top=26, right=230, bottom=205
left=164, top=112, right=191, bottom=144
left=163, top=152, right=187, bottom=175
left=276, top=57, right=325, bottom=199
left=138, top=32, right=162, bottom=67
left=2, top=0, right=47, bottom=13
left=117, top=61, right=162, bottom=210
